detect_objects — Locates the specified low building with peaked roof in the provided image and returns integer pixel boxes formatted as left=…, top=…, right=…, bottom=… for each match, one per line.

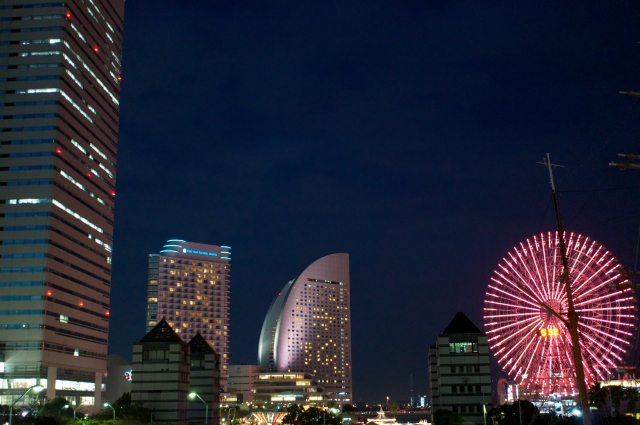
left=131, top=319, right=222, bottom=425
left=189, top=333, right=221, bottom=425
left=428, top=312, right=491, bottom=425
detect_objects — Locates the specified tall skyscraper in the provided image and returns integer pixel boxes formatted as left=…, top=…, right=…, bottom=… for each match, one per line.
left=145, top=240, right=231, bottom=388
left=258, top=253, right=352, bottom=405
left=428, top=312, right=491, bottom=425
left=0, top=0, right=124, bottom=407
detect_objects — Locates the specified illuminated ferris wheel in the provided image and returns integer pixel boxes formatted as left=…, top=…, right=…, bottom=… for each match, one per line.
left=483, top=231, right=636, bottom=397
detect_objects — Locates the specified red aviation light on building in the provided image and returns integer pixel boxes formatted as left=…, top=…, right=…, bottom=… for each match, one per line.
left=55, top=147, right=62, bottom=154
left=78, top=301, right=84, bottom=307
left=93, top=46, right=99, bottom=53
left=106, top=310, right=110, bottom=316
left=110, top=190, right=116, bottom=197
left=117, top=75, right=122, bottom=81
left=46, top=290, right=52, bottom=296
left=65, top=10, right=71, bottom=19
left=86, top=172, right=91, bottom=177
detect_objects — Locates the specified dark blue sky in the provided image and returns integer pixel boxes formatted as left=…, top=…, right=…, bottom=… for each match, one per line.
left=109, top=1, right=640, bottom=404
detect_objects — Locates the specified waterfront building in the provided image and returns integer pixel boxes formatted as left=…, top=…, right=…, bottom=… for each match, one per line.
left=252, top=372, right=327, bottom=406
left=227, top=364, right=261, bottom=404
left=0, top=0, right=124, bottom=408
left=131, top=319, right=221, bottom=425
left=145, top=239, right=230, bottom=389
left=257, top=253, right=352, bottom=405
left=428, top=312, right=491, bottom=425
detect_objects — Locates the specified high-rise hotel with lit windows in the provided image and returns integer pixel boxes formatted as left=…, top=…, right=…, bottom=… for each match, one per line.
left=0, top=0, right=124, bottom=408
left=145, top=240, right=231, bottom=389
left=258, top=253, right=352, bottom=405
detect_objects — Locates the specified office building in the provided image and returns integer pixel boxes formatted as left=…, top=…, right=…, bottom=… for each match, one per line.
left=0, top=0, right=124, bottom=408
left=258, top=253, right=352, bottom=405
left=145, top=239, right=230, bottom=388
left=428, top=312, right=491, bottom=425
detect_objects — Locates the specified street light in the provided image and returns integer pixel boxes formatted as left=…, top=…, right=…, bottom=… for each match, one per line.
left=9, top=384, right=45, bottom=425
left=104, top=403, right=115, bottom=420
left=189, top=393, right=209, bottom=425
left=71, top=402, right=87, bottom=420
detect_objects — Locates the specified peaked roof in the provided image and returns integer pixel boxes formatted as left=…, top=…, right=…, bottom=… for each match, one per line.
left=188, top=333, right=215, bottom=353
left=441, top=312, right=483, bottom=335
left=140, top=319, right=184, bottom=343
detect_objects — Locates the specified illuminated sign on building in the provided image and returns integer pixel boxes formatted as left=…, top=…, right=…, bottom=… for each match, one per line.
left=537, top=327, right=561, bottom=337
left=182, top=249, right=218, bottom=257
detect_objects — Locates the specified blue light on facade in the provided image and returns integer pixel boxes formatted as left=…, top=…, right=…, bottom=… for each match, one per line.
left=220, top=246, right=231, bottom=249
left=166, top=239, right=186, bottom=243
left=159, top=249, right=179, bottom=254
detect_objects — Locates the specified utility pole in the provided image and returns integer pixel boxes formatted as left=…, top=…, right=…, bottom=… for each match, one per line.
left=541, top=153, right=592, bottom=425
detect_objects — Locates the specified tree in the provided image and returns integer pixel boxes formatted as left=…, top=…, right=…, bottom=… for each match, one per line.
left=624, top=387, right=640, bottom=416
left=609, top=385, right=624, bottom=415
left=110, top=392, right=152, bottom=422
left=341, top=405, right=356, bottom=413
left=389, top=401, right=399, bottom=415
left=281, top=405, right=341, bottom=425
left=488, top=400, right=538, bottom=425
left=38, top=397, right=72, bottom=419
left=433, top=409, right=464, bottom=425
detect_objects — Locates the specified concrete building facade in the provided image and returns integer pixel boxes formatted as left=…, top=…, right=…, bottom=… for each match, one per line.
left=428, top=312, right=491, bottom=425
left=227, top=364, right=261, bottom=404
left=132, top=320, right=222, bottom=425
left=0, top=0, right=124, bottom=408
left=145, top=240, right=230, bottom=389
left=258, top=253, right=352, bottom=405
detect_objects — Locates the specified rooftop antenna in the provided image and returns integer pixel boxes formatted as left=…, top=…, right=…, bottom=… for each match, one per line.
left=538, top=153, right=591, bottom=425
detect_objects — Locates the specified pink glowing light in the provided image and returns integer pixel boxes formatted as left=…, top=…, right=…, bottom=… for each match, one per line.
left=483, top=231, right=634, bottom=398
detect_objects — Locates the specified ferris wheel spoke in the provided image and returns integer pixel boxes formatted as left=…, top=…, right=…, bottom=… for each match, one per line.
left=579, top=321, right=631, bottom=346
left=527, top=238, right=551, bottom=301
left=488, top=282, right=542, bottom=309
left=580, top=330, right=624, bottom=362
left=516, top=245, right=551, bottom=300
left=504, top=256, right=549, bottom=305
left=507, top=333, right=540, bottom=375
left=573, top=255, right=615, bottom=296
left=575, top=290, right=631, bottom=307
left=580, top=316, right=635, bottom=332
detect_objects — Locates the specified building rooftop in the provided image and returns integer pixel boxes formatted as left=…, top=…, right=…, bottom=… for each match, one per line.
left=442, top=311, right=483, bottom=335
left=189, top=333, right=216, bottom=353
left=140, top=319, right=184, bottom=343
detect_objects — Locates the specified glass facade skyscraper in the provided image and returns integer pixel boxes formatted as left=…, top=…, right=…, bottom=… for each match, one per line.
left=0, top=0, right=124, bottom=408
left=145, top=240, right=231, bottom=389
left=258, top=253, right=353, bottom=405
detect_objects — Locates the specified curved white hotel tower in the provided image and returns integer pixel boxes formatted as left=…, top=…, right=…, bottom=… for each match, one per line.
left=258, top=253, right=353, bottom=405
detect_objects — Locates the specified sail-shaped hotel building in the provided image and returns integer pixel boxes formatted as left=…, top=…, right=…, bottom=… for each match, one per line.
left=258, top=253, right=353, bottom=405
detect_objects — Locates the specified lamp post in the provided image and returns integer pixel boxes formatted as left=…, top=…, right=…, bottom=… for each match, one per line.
left=189, top=392, right=209, bottom=425
left=104, top=403, right=115, bottom=420
left=71, top=402, right=87, bottom=420
left=9, top=384, right=45, bottom=425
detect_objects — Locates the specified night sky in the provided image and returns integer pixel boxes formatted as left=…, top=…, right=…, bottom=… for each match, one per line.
left=109, top=1, right=640, bottom=405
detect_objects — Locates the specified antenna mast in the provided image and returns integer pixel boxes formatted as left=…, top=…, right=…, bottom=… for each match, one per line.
left=541, top=153, right=591, bottom=425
